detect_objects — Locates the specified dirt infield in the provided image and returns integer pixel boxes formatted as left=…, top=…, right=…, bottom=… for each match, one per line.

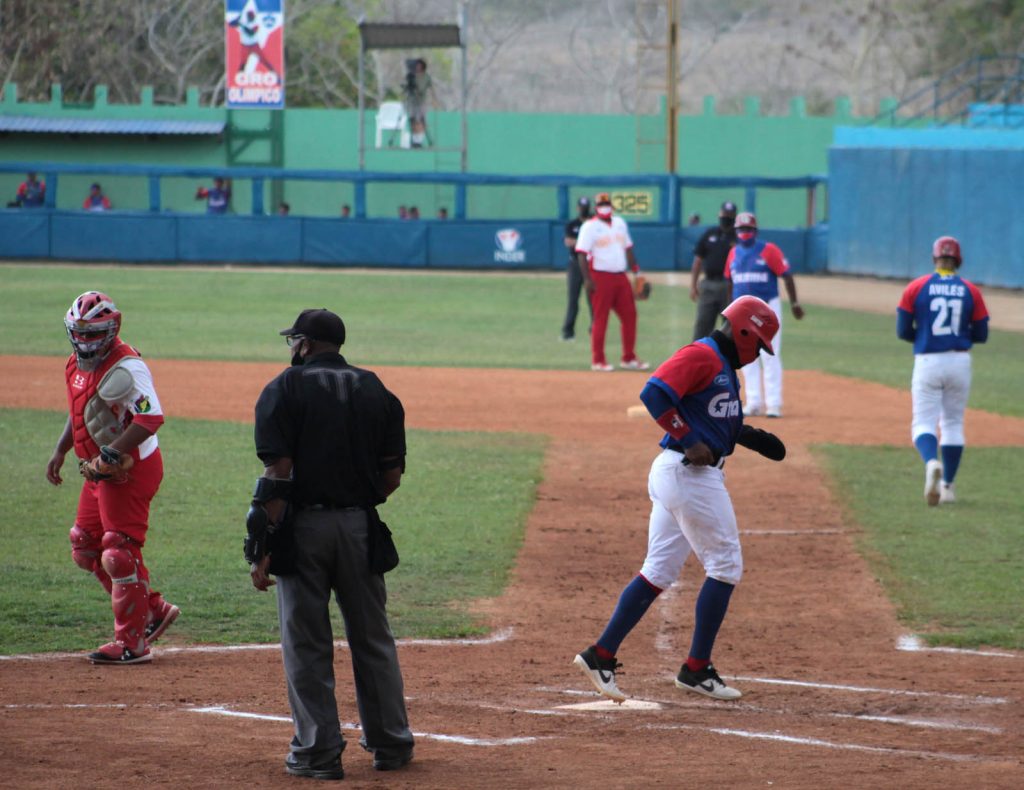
left=2, top=356, right=1022, bottom=789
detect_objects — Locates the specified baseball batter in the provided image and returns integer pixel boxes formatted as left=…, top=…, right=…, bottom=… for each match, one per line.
left=897, top=236, right=989, bottom=505
left=576, top=192, right=648, bottom=372
left=46, top=291, right=179, bottom=664
left=575, top=296, right=785, bottom=702
left=724, top=212, right=804, bottom=417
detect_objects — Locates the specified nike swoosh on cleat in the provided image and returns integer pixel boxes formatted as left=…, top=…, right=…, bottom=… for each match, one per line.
left=698, top=680, right=716, bottom=692
left=598, top=670, right=613, bottom=683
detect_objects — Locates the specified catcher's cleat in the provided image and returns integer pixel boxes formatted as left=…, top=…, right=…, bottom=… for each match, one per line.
left=924, top=459, right=943, bottom=507
left=619, top=358, right=650, bottom=371
left=675, top=663, right=741, bottom=700
left=88, top=642, right=152, bottom=666
left=145, top=603, right=180, bottom=643
left=573, top=645, right=626, bottom=703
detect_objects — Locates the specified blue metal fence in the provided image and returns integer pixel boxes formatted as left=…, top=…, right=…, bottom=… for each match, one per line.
left=0, top=162, right=827, bottom=272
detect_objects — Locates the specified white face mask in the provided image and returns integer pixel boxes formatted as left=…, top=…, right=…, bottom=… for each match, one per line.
left=596, top=205, right=613, bottom=219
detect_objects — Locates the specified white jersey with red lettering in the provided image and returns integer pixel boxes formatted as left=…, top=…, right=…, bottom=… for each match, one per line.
left=575, top=216, right=633, bottom=272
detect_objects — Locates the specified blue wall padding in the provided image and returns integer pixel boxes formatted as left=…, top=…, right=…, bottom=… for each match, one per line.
left=51, top=213, right=177, bottom=261
left=829, top=143, right=1024, bottom=287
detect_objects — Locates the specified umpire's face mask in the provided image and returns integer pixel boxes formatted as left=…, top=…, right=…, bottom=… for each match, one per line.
left=720, top=215, right=735, bottom=229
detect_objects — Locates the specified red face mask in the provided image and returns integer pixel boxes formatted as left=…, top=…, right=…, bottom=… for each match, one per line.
left=596, top=205, right=613, bottom=219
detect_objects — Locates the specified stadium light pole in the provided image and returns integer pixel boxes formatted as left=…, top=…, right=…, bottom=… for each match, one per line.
left=666, top=0, right=679, bottom=173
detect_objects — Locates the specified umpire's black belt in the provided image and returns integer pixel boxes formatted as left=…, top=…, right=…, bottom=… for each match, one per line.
left=302, top=503, right=366, bottom=512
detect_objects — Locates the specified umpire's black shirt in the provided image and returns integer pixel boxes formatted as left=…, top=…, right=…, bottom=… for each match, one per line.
left=254, top=352, right=405, bottom=508
left=565, top=217, right=586, bottom=262
left=694, top=226, right=736, bottom=280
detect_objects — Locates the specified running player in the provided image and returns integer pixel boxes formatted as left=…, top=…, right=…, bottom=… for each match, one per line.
left=897, top=236, right=989, bottom=505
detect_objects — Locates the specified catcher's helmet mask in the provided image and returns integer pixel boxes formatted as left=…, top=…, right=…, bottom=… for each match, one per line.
left=65, top=291, right=122, bottom=371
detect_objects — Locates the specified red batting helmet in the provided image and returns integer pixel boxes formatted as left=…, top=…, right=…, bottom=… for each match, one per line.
left=735, top=212, right=757, bottom=229
left=721, top=295, right=779, bottom=366
left=932, top=235, right=962, bottom=264
left=65, top=291, right=121, bottom=371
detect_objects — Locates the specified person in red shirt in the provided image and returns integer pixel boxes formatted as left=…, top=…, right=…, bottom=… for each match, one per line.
left=14, top=171, right=45, bottom=207
left=82, top=183, right=112, bottom=212
left=46, top=291, right=179, bottom=665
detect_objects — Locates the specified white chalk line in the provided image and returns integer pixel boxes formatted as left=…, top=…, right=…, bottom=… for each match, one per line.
left=896, top=634, right=1020, bottom=659
left=740, top=528, right=846, bottom=536
left=529, top=688, right=1003, bottom=734
left=189, top=705, right=540, bottom=747
left=729, top=675, right=1009, bottom=705
left=642, top=722, right=999, bottom=763
left=0, top=626, right=515, bottom=663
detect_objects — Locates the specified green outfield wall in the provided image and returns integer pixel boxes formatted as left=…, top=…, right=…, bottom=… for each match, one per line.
left=0, top=84, right=890, bottom=224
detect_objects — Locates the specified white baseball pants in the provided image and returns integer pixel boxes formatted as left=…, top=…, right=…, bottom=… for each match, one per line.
left=639, top=449, right=743, bottom=589
left=911, top=351, right=972, bottom=446
left=740, top=296, right=783, bottom=413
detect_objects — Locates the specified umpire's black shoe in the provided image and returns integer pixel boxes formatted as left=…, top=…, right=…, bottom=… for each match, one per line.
left=373, top=750, right=413, bottom=771
left=284, top=760, right=344, bottom=781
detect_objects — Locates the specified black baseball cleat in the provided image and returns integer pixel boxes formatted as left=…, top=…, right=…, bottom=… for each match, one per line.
left=373, top=750, right=413, bottom=771
left=675, top=662, right=742, bottom=700
left=285, top=760, right=344, bottom=781
left=88, top=642, right=152, bottom=665
left=145, top=603, right=180, bottom=643
left=573, top=645, right=626, bottom=702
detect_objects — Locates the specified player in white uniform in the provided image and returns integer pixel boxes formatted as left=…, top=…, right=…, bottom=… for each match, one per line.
left=575, top=193, right=648, bottom=372
left=897, top=236, right=989, bottom=505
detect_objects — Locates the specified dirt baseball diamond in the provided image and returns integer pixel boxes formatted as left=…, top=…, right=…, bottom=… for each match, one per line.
left=1, top=356, right=1022, bottom=789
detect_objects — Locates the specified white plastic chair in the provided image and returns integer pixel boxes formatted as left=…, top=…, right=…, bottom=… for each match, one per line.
left=375, top=101, right=411, bottom=148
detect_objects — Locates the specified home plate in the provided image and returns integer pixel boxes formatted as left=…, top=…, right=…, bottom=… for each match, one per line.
left=556, top=699, right=662, bottom=712
left=626, top=405, right=647, bottom=419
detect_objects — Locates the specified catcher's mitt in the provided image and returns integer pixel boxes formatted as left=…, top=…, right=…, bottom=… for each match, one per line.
left=634, top=275, right=652, bottom=301
left=80, top=445, right=134, bottom=484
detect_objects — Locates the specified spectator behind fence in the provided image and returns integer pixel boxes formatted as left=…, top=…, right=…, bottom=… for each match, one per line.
left=408, top=206, right=420, bottom=220
left=11, top=171, right=45, bottom=208
left=688, top=213, right=701, bottom=226
left=278, top=202, right=291, bottom=216
left=403, top=58, right=434, bottom=148
left=398, top=205, right=408, bottom=220
left=83, top=183, right=112, bottom=212
left=341, top=204, right=351, bottom=218
left=437, top=207, right=448, bottom=220
left=196, top=177, right=232, bottom=214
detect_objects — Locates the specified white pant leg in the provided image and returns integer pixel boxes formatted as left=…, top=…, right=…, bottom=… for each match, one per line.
left=939, top=352, right=971, bottom=445
left=741, top=358, right=763, bottom=410
left=640, top=449, right=742, bottom=588
left=911, top=354, right=944, bottom=442
left=762, top=296, right=784, bottom=412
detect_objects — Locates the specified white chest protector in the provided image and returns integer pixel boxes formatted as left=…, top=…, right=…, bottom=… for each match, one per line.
left=83, top=361, right=135, bottom=447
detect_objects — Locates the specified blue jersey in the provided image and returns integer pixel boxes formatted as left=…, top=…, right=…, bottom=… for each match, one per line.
left=206, top=187, right=231, bottom=214
left=641, top=337, right=743, bottom=459
left=897, top=272, right=989, bottom=354
left=725, top=239, right=789, bottom=301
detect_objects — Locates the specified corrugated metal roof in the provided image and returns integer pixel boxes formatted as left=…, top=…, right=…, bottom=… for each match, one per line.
left=0, top=116, right=225, bottom=135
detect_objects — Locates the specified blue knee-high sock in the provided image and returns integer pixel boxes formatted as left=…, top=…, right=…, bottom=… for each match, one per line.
left=688, top=577, right=735, bottom=662
left=914, top=433, right=939, bottom=463
left=941, top=445, right=963, bottom=483
left=596, top=575, right=662, bottom=655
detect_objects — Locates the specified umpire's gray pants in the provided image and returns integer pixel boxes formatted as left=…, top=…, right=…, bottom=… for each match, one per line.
left=276, top=507, right=413, bottom=767
left=692, top=278, right=731, bottom=341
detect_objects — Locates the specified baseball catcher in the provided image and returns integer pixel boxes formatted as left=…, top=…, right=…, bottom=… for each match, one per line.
left=45, top=291, right=179, bottom=664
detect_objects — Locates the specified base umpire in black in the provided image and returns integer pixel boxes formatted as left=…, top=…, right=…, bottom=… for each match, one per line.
left=561, top=196, right=594, bottom=341
left=247, top=308, right=413, bottom=781
left=689, top=201, right=738, bottom=340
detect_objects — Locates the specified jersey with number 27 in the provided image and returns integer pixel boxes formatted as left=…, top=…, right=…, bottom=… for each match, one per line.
left=897, top=272, right=988, bottom=354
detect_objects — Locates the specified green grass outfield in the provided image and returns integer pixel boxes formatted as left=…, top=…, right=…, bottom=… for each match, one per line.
left=0, top=408, right=545, bottom=654
left=3, top=263, right=1022, bottom=652
left=4, top=264, right=1022, bottom=417
left=817, top=445, right=1024, bottom=650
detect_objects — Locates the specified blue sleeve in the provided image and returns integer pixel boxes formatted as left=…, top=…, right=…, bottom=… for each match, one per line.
left=896, top=308, right=915, bottom=343
left=640, top=380, right=674, bottom=419
left=970, top=317, right=989, bottom=344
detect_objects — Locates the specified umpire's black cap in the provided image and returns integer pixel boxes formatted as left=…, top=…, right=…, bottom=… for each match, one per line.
left=577, top=196, right=591, bottom=207
left=720, top=201, right=737, bottom=214
left=280, top=308, right=346, bottom=345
